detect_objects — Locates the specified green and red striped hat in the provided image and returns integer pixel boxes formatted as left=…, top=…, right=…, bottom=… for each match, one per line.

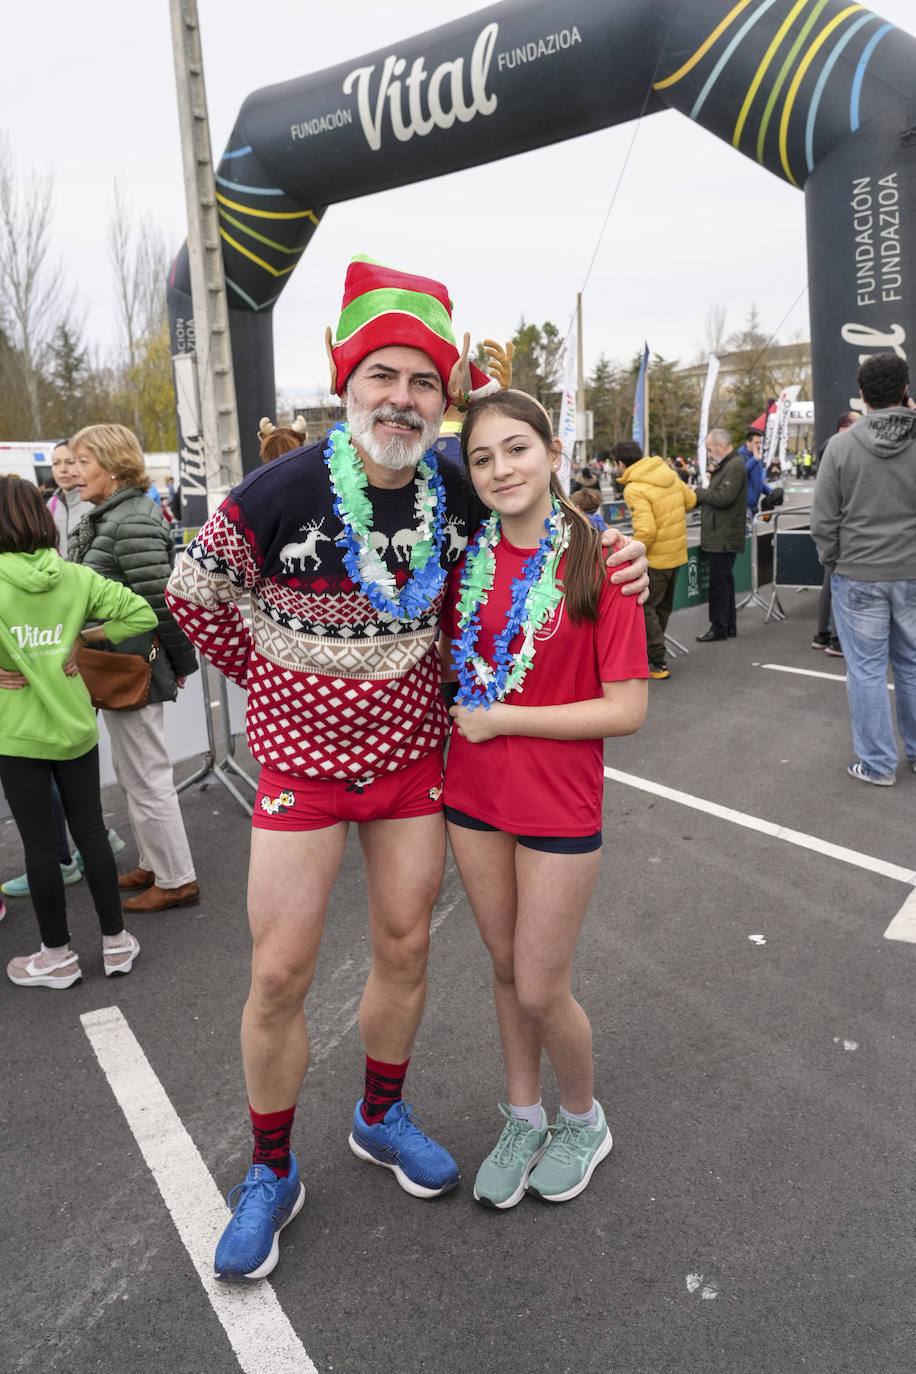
left=331, top=255, right=490, bottom=397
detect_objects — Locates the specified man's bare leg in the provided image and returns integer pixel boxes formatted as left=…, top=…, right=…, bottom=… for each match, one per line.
left=347, top=811, right=458, bottom=1197
left=241, top=822, right=349, bottom=1111
left=356, top=811, right=446, bottom=1062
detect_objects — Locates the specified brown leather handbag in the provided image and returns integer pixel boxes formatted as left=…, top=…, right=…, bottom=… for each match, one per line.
left=77, top=639, right=158, bottom=711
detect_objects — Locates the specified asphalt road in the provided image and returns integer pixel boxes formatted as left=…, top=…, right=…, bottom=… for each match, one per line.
left=2, top=485, right=914, bottom=1374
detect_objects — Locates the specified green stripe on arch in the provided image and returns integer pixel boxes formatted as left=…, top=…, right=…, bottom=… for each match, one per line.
left=336, top=287, right=455, bottom=348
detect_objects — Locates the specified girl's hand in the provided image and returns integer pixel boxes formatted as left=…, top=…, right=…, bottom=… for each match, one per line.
left=0, top=666, right=28, bottom=690
left=449, top=701, right=506, bottom=743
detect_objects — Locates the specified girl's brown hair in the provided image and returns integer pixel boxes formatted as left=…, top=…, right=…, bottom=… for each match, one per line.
left=0, top=477, right=58, bottom=553
left=460, top=390, right=606, bottom=623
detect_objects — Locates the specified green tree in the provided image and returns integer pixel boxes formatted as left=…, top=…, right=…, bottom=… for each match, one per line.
left=645, top=354, right=702, bottom=459
left=506, top=318, right=564, bottom=403
left=588, top=353, right=634, bottom=455
left=42, top=320, right=89, bottom=438
left=120, top=323, right=178, bottom=452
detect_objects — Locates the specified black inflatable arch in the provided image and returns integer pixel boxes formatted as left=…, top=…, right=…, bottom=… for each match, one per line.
left=168, top=0, right=916, bottom=520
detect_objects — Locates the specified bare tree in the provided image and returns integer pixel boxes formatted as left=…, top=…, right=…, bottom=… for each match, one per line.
left=0, top=135, right=64, bottom=434
left=109, top=180, right=169, bottom=370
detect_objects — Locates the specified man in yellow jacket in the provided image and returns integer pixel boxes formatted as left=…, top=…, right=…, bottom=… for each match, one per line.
left=612, top=441, right=697, bottom=679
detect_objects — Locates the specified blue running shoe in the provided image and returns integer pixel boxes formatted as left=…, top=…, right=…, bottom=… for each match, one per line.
left=214, top=1154, right=305, bottom=1282
left=348, top=1100, right=459, bottom=1198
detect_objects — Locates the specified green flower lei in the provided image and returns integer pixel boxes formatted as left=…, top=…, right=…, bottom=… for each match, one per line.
left=324, top=422, right=446, bottom=620
left=453, top=501, right=570, bottom=708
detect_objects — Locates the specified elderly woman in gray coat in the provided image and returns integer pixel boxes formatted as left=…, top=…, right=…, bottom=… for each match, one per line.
left=69, top=423, right=201, bottom=912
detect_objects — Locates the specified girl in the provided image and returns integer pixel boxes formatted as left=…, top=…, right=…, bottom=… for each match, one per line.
left=0, top=476, right=157, bottom=987
left=438, top=391, right=648, bottom=1208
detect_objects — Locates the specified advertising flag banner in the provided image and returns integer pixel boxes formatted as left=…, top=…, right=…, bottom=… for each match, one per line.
left=632, top=343, right=650, bottom=449
left=775, top=385, right=801, bottom=469
left=697, top=353, right=720, bottom=483
left=557, top=334, right=577, bottom=493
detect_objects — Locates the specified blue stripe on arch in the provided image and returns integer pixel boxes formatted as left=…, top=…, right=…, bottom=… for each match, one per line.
left=850, top=23, right=895, bottom=131
left=804, top=13, right=876, bottom=172
left=214, top=174, right=286, bottom=196
left=221, top=146, right=253, bottom=159
left=225, top=276, right=279, bottom=312
left=689, top=0, right=783, bottom=123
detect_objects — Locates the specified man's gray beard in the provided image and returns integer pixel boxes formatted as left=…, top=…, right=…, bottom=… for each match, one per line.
left=346, top=398, right=442, bottom=471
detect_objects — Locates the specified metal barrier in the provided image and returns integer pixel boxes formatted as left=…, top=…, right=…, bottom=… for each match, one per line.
left=764, top=506, right=823, bottom=622
left=737, top=513, right=783, bottom=621
left=176, top=653, right=257, bottom=815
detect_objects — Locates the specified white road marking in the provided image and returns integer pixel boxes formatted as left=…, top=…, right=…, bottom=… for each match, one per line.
left=603, top=767, right=916, bottom=887
left=686, top=1272, right=719, bottom=1299
left=81, top=1006, right=317, bottom=1374
left=884, top=887, right=916, bottom=943
left=759, top=662, right=894, bottom=691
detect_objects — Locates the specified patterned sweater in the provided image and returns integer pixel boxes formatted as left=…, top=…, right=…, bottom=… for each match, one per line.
left=165, top=436, right=482, bottom=782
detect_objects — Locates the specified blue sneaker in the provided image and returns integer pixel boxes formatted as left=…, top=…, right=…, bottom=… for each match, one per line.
left=1, top=859, right=81, bottom=897
left=214, top=1154, right=305, bottom=1282
left=348, top=1100, right=459, bottom=1198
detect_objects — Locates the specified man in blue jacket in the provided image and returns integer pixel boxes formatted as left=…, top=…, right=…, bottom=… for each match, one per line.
left=739, top=429, right=770, bottom=524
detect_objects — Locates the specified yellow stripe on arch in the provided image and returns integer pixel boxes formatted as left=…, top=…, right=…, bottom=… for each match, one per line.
left=219, top=228, right=298, bottom=279
left=216, top=191, right=319, bottom=224
left=779, top=4, right=864, bottom=185
left=654, top=0, right=755, bottom=89
left=732, top=0, right=812, bottom=149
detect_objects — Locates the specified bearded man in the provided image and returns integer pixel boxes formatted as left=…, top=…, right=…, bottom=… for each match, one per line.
left=166, top=256, right=649, bottom=1281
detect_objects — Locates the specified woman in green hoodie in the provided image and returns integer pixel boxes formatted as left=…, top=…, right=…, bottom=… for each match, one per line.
left=0, top=477, right=157, bottom=988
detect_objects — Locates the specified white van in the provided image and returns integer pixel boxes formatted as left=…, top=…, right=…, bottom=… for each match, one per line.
left=0, top=441, right=57, bottom=489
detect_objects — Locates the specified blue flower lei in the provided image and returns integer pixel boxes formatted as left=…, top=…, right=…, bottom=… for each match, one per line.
left=452, top=501, right=569, bottom=710
left=324, top=421, right=447, bottom=621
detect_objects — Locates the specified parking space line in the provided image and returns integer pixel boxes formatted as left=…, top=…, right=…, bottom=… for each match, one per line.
left=759, top=662, right=895, bottom=691
left=884, top=888, right=916, bottom=943
left=81, top=1006, right=317, bottom=1374
left=603, top=766, right=916, bottom=886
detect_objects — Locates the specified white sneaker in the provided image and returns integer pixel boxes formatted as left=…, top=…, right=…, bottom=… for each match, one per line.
left=103, top=931, right=141, bottom=977
left=7, top=946, right=81, bottom=989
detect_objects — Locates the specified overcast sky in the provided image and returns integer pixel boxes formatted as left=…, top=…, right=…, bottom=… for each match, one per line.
left=4, top=0, right=914, bottom=409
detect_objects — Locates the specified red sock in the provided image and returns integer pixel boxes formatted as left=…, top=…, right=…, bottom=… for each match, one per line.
left=361, top=1055, right=410, bottom=1124
left=249, top=1104, right=296, bottom=1178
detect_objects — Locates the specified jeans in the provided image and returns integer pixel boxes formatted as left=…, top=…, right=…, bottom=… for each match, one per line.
left=830, top=574, right=916, bottom=778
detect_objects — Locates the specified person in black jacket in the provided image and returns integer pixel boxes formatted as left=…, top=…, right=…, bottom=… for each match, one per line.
left=695, top=429, right=748, bottom=641
left=69, top=423, right=201, bottom=912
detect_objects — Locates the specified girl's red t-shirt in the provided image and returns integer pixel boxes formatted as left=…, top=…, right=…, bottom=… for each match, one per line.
left=440, top=535, right=648, bottom=836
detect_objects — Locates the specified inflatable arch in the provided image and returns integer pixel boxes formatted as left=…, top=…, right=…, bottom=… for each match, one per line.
left=168, top=0, right=916, bottom=519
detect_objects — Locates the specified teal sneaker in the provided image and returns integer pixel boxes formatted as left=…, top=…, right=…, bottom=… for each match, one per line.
left=1, top=859, right=82, bottom=898
left=473, top=1104, right=550, bottom=1209
left=527, top=1102, right=613, bottom=1203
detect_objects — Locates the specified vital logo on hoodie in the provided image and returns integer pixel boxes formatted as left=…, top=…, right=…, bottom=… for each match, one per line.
left=9, top=622, right=65, bottom=654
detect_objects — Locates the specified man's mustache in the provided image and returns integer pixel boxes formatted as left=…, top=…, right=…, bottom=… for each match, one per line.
left=372, top=405, right=423, bottom=430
